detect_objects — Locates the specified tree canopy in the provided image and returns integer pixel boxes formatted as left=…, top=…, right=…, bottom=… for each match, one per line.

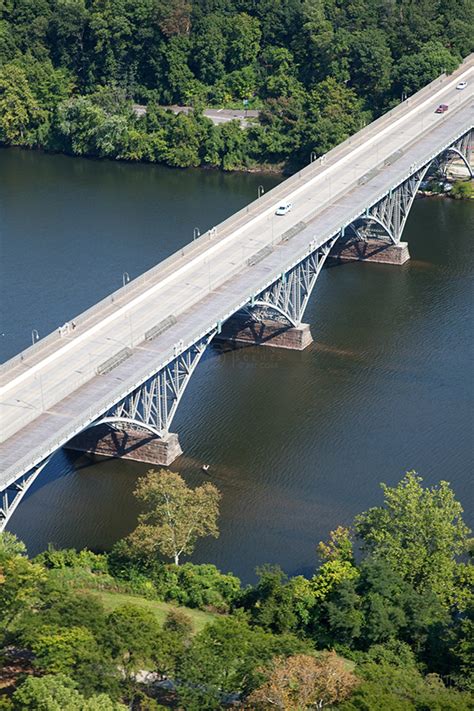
left=0, top=0, right=471, bottom=170
left=126, top=469, right=221, bottom=565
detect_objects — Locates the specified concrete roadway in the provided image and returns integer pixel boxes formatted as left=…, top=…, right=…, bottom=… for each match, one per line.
left=1, top=58, right=473, bottom=487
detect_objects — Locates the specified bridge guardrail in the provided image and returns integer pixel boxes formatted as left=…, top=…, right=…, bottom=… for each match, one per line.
left=2, top=56, right=472, bottom=378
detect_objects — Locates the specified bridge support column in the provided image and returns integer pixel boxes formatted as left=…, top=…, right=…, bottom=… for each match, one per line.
left=216, top=315, right=313, bottom=350
left=65, top=425, right=182, bottom=467
left=329, top=239, right=410, bottom=266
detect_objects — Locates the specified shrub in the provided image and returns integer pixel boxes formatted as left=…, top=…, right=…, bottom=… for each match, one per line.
left=153, top=563, right=241, bottom=611
left=35, top=546, right=108, bottom=573
left=451, top=180, right=473, bottom=199
left=163, top=609, right=193, bottom=637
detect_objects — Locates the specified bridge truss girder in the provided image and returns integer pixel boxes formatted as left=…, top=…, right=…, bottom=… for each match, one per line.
left=249, top=235, right=339, bottom=327
left=92, top=331, right=216, bottom=438
left=350, top=127, right=473, bottom=245
left=1, top=458, right=51, bottom=531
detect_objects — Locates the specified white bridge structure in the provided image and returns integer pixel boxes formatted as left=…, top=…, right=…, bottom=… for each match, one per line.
left=1, top=57, right=473, bottom=529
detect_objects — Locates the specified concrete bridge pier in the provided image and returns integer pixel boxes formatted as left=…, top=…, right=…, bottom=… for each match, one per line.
left=65, top=424, right=182, bottom=467
left=329, top=239, right=410, bottom=265
left=216, top=315, right=313, bottom=351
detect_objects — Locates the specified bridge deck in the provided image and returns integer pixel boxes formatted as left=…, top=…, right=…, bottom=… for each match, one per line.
left=1, top=58, right=473, bottom=488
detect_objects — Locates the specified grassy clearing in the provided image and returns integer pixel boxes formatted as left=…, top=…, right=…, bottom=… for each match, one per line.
left=88, top=589, right=217, bottom=633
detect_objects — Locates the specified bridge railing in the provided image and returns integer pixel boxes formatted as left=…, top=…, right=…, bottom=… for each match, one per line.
left=2, top=56, right=472, bottom=377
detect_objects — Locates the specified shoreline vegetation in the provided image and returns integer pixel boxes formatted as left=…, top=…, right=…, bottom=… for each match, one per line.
left=1, top=472, right=473, bottom=709
left=1, top=1, right=471, bottom=174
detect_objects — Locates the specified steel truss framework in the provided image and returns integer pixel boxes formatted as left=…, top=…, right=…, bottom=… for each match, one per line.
left=350, top=128, right=473, bottom=244
left=1, top=458, right=51, bottom=530
left=250, top=235, right=340, bottom=327
left=92, top=332, right=215, bottom=437
left=2, top=127, right=472, bottom=531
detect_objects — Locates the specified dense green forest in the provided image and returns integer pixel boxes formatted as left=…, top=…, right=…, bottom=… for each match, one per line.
left=0, top=0, right=473, bottom=170
left=1, top=473, right=473, bottom=709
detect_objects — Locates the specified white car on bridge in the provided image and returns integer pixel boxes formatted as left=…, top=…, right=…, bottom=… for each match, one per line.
left=275, top=202, right=292, bottom=215
left=456, top=81, right=467, bottom=90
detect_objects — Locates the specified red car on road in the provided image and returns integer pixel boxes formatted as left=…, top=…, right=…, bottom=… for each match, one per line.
left=435, top=104, right=449, bottom=113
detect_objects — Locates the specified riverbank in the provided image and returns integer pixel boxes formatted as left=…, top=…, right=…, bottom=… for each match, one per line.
left=418, top=176, right=474, bottom=200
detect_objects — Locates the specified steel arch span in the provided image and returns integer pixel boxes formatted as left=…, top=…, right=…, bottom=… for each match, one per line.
left=1, top=117, right=472, bottom=530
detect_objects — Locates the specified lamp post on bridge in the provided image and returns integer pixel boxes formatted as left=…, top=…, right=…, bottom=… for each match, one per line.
left=310, top=151, right=317, bottom=164
left=193, top=227, right=200, bottom=241
left=122, top=272, right=130, bottom=287
left=31, top=329, right=39, bottom=346
left=258, top=185, right=265, bottom=198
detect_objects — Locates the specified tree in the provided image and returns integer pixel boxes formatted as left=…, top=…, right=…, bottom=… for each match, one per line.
left=11, top=673, right=125, bottom=711
left=355, top=472, right=471, bottom=606
left=0, top=554, right=46, bottom=640
left=317, top=526, right=354, bottom=563
left=0, top=532, right=27, bottom=560
left=394, top=41, right=460, bottom=95
left=104, top=604, right=160, bottom=689
left=247, top=652, right=359, bottom=709
left=0, top=63, right=45, bottom=146
left=127, top=469, right=220, bottom=565
left=237, top=566, right=299, bottom=634
left=177, top=616, right=309, bottom=709
left=338, top=661, right=474, bottom=711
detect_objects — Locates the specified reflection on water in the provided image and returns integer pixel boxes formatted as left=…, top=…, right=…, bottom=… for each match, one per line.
left=1, top=150, right=473, bottom=581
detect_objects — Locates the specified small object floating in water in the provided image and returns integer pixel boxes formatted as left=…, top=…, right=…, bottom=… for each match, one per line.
left=202, top=464, right=210, bottom=472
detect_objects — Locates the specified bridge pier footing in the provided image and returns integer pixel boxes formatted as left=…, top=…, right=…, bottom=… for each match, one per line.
left=65, top=425, right=182, bottom=467
left=329, top=239, right=410, bottom=265
left=216, top=317, right=313, bottom=350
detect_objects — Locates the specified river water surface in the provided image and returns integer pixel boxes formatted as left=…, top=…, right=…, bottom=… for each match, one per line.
left=1, top=148, right=473, bottom=582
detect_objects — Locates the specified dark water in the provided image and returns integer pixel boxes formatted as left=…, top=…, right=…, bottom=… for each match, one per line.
left=1, top=148, right=473, bottom=582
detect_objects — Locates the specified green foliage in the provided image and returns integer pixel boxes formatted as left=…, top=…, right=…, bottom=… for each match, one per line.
left=394, top=41, right=461, bottom=95
left=0, top=532, right=27, bottom=560
left=177, top=615, right=310, bottom=709
left=237, top=565, right=299, bottom=634
left=339, top=661, right=474, bottom=710
left=162, top=608, right=193, bottom=637
left=2, top=468, right=474, bottom=709
left=0, top=0, right=469, bottom=170
left=0, top=549, right=46, bottom=640
left=126, top=469, right=221, bottom=565
left=11, top=674, right=125, bottom=710
left=355, top=472, right=471, bottom=607
left=35, top=547, right=108, bottom=573
left=103, top=604, right=160, bottom=687
left=153, top=562, right=241, bottom=611
left=451, top=180, right=474, bottom=199
left=0, top=63, right=45, bottom=146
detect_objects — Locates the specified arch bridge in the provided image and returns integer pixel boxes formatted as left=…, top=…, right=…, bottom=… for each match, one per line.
left=1, top=59, right=473, bottom=530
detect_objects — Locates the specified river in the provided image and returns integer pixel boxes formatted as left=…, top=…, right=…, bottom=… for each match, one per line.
left=1, top=148, right=473, bottom=582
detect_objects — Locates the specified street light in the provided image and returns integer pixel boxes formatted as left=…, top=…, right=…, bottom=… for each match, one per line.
left=310, top=151, right=317, bottom=163
left=122, top=271, right=130, bottom=287
left=31, top=329, right=39, bottom=346
left=193, top=227, right=200, bottom=241
left=258, top=185, right=265, bottom=198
